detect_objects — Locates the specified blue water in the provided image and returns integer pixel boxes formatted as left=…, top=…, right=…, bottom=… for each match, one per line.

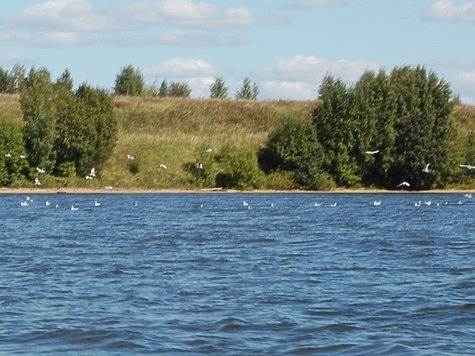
left=0, top=193, right=474, bottom=354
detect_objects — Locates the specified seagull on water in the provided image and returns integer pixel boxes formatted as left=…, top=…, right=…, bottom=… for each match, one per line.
left=94, top=201, right=101, bottom=207
left=396, top=181, right=410, bottom=188
left=365, top=150, right=380, bottom=155
left=71, top=205, right=79, bottom=211
left=373, top=200, right=382, bottom=206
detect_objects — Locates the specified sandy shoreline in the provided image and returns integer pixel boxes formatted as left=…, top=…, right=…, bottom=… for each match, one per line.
left=0, top=187, right=473, bottom=195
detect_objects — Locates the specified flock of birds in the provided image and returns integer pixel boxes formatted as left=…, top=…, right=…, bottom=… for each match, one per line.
left=16, top=192, right=473, bottom=213
left=3, top=148, right=474, bottom=189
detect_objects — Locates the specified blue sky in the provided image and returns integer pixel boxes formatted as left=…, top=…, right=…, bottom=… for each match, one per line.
left=1, top=0, right=475, bottom=103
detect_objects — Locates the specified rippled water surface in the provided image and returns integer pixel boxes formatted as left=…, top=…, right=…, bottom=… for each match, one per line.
left=0, top=193, right=474, bottom=354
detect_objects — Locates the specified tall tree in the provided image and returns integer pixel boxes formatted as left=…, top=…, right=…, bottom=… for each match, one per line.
left=313, top=75, right=359, bottom=186
left=236, top=77, right=259, bottom=100
left=20, top=67, right=57, bottom=172
left=114, top=64, right=145, bottom=96
left=169, top=81, right=192, bottom=97
left=389, top=66, right=454, bottom=189
left=210, top=77, right=228, bottom=99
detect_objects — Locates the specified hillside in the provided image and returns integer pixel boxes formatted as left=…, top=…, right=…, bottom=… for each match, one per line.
left=1, top=94, right=474, bottom=190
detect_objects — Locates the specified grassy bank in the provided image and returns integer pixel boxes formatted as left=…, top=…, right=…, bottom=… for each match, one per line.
left=1, top=94, right=474, bottom=190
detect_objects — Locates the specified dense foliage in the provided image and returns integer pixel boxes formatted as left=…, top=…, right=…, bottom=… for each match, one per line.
left=114, top=64, right=145, bottom=96
left=311, top=65, right=456, bottom=190
left=20, top=67, right=117, bottom=179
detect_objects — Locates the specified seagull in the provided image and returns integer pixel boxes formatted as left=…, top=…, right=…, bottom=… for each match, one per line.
left=159, top=163, right=168, bottom=170
left=243, top=201, right=250, bottom=206
left=373, top=200, right=382, bottom=206
left=71, top=205, right=79, bottom=211
left=127, top=154, right=135, bottom=160
left=204, top=148, right=212, bottom=153
left=94, top=201, right=101, bottom=207
left=422, top=163, right=430, bottom=173
left=4, top=153, right=12, bottom=158
left=20, top=201, right=29, bottom=207
left=460, top=164, right=475, bottom=170
left=197, top=162, right=203, bottom=169
left=330, top=202, right=337, bottom=207
left=414, top=201, right=421, bottom=207
left=34, top=177, right=41, bottom=186
left=45, top=201, right=51, bottom=206
left=19, top=155, right=26, bottom=159
left=36, top=167, right=46, bottom=174
left=396, top=181, right=410, bottom=188
left=365, top=150, right=380, bottom=155
left=314, top=202, right=321, bottom=207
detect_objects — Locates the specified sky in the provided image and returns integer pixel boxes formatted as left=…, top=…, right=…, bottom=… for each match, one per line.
left=1, top=0, right=475, bottom=103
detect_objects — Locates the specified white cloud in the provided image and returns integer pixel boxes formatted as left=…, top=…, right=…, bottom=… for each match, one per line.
left=421, top=0, right=475, bottom=23
left=257, top=55, right=379, bottom=100
left=106, top=30, right=248, bottom=47
left=284, top=0, right=348, bottom=10
left=432, top=57, right=475, bottom=69
left=117, top=0, right=257, bottom=29
left=0, top=30, right=93, bottom=47
left=14, top=0, right=118, bottom=31
left=454, top=70, right=475, bottom=104
left=262, top=55, right=379, bottom=83
left=143, top=58, right=221, bottom=78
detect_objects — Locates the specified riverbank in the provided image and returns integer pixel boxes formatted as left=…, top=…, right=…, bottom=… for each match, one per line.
left=1, top=187, right=473, bottom=195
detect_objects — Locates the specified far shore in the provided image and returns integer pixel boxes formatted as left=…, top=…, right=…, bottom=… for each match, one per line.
left=0, top=187, right=473, bottom=195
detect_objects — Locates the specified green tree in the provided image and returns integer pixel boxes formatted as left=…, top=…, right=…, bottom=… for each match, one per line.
left=236, top=77, right=259, bottom=100
left=55, top=68, right=74, bottom=91
left=114, top=64, right=145, bottom=96
left=353, top=70, right=397, bottom=187
left=169, top=81, right=192, bottom=97
left=158, top=79, right=169, bottom=97
left=20, top=67, right=57, bottom=172
left=210, top=77, right=228, bottom=99
left=389, top=66, right=454, bottom=189
left=259, top=117, right=328, bottom=189
left=313, top=74, right=359, bottom=186
left=0, top=117, right=28, bottom=185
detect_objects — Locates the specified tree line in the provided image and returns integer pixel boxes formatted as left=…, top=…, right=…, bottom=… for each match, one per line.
left=0, top=64, right=473, bottom=190
left=0, top=66, right=117, bottom=185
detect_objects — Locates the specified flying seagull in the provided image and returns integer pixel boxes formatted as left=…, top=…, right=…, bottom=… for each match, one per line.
left=422, top=163, right=430, bottom=173
left=396, top=181, right=410, bottom=188
left=365, top=150, right=380, bottom=155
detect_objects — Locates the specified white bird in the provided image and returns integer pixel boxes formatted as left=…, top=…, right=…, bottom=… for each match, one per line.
left=94, top=201, right=101, bottom=207
left=36, top=167, right=46, bottom=174
left=19, top=155, right=26, bottom=159
left=243, top=201, right=250, bottom=206
left=464, top=193, right=472, bottom=198
left=127, top=154, right=135, bottom=160
left=424, top=200, right=432, bottom=206
left=365, top=150, right=380, bottom=155
left=85, top=175, right=94, bottom=180
left=159, top=163, right=168, bottom=170
left=4, top=153, right=12, bottom=158
left=330, top=202, right=337, bottom=207
left=396, top=181, right=410, bottom=188
left=71, top=205, right=79, bottom=211
left=204, top=148, right=212, bottom=153
left=414, top=201, right=421, bottom=207
left=34, top=177, right=41, bottom=186
left=45, top=201, right=51, bottom=206
left=20, top=201, right=29, bottom=207
left=422, top=163, right=430, bottom=173
left=197, top=162, right=203, bottom=169
left=314, top=202, right=321, bottom=207
left=132, top=202, right=138, bottom=207
left=373, top=200, right=382, bottom=206
left=89, top=168, right=96, bottom=177
left=460, top=164, right=475, bottom=170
